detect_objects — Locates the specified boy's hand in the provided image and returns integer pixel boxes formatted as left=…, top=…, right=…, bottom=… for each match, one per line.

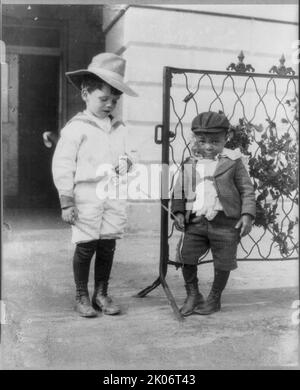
left=62, top=206, right=78, bottom=225
left=235, top=214, right=253, bottom=237
left=174, top=212, right=185, bottom=231
left=115, top=157, right=132, bottom=176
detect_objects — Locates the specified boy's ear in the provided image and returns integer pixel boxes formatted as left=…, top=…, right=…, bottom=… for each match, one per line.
left=81, top=88, right=88, bottom=102
left=226, top=129, right=234, bottom=141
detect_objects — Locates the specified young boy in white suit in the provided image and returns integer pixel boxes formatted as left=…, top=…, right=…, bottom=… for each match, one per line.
left=52, top=53, right=138, bottom=317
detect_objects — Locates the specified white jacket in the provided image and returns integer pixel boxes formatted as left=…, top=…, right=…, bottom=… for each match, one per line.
left=52, top=110, right=137, bottom=203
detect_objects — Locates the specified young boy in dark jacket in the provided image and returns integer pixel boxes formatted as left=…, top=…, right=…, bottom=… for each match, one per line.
left=171, top=111, right=256, bottom=316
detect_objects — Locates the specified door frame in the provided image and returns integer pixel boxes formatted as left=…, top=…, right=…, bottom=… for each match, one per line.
left=5, top=19, right=68, bottom=128
left=2, top=53, right=19, bottom=200
left=4, top=21, right=68, bottom=205
left=7, top=46, right=65, bottom=131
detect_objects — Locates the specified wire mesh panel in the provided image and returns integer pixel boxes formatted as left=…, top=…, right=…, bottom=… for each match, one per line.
left=167, top=65, right=298, bottom=264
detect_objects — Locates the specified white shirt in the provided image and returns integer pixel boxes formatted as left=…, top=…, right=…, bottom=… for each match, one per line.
left=84, top=110, right=111, bottom=133
left=52, top=111, right=137, bottom=199
left=192, top=148, right=245, bottom=220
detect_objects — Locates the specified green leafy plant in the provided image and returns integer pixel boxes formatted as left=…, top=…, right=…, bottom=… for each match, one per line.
left=225, top=95, right=298, bottom=257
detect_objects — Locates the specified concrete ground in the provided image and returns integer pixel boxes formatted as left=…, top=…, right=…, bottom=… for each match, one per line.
left=0, top=209, right=299, bottom=370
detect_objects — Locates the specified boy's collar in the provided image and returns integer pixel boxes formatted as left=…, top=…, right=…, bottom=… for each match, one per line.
left=219, top=148, right=242, bottom=160
left=83, top=110, right=124, bottom=129
left=193, top=148, right=242, bottom=161
left=109, top=114, right=125, bottom=129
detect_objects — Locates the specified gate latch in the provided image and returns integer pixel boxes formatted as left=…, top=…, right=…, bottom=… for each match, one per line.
left=155, top=124, right=175, bottom=144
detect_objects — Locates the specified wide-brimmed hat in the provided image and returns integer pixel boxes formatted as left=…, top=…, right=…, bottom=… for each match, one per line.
left=65, top=52, right=138, bottom=97
left=191, top=111, right=230, bottom=134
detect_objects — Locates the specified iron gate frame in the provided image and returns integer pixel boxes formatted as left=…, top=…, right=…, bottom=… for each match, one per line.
left=136, top=63, right=299, bottom=321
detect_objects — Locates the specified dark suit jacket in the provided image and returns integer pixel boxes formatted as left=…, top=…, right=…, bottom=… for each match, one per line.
left=171, top=156, right=256, bottom=222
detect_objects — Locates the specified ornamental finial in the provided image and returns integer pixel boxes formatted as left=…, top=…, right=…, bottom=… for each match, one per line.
left=227, top=51, right=255, bottom=73
left=269, top=54, right=295, bottom=76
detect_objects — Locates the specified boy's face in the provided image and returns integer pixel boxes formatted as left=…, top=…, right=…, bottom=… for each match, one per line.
left=82, top=84, right=120, bottom=119
left=192, top=130, right=227, bottom=159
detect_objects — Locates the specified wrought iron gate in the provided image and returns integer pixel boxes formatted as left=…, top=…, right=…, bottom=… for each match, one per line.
left=136, top=53, right=298, bottom=321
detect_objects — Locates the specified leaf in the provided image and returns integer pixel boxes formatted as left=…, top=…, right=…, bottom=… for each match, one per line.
left=257, top=193, right=267, bottom=202
left=233, top=104, right=298, bottom=257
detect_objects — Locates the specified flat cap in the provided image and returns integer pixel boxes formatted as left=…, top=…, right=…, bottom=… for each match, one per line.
left=191, top=111, right=230, bottom=133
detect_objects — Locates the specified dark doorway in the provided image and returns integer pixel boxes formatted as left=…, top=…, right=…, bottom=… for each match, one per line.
left=18, top=54, right=60, bottom=208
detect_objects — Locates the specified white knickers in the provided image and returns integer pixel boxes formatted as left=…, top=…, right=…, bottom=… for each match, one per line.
left=71, top=182, right=127, bottom=244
